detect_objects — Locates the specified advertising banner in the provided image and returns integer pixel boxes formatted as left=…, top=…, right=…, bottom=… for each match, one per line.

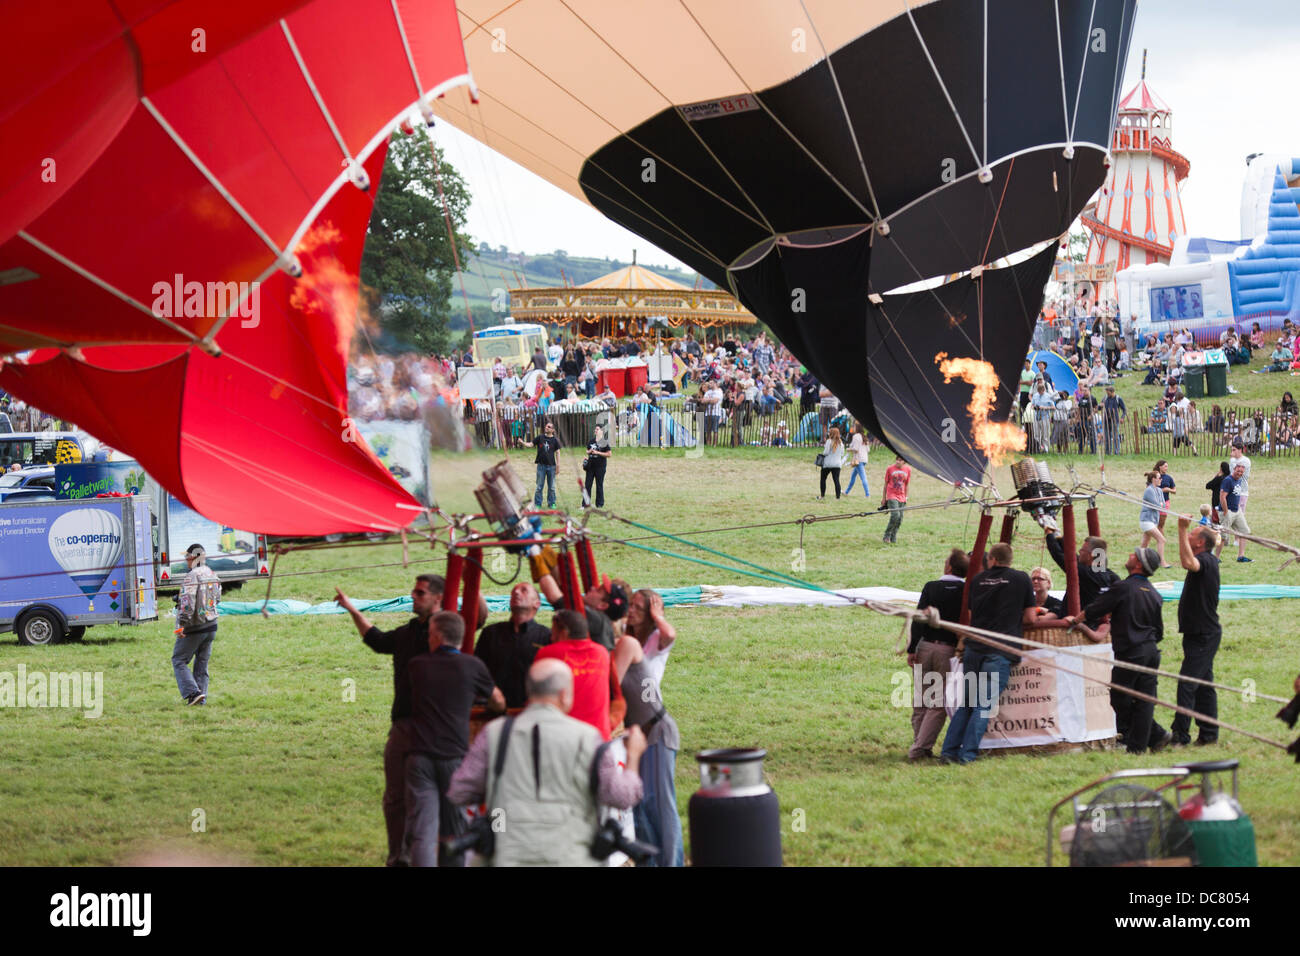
left=0, top=501, right=131, bottom=618
left=980, top=643, right=1116, bottom=750
left=356, top=420, right=433, bottom=507
left=57, top=461, right=258, bottom=580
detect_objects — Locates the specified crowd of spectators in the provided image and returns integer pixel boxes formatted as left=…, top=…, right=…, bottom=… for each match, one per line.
left=1017, top=304, right=1300, bottom=456
left=347, top=329, right=866, bottom=450
left=0, top=392, right=65, bottom=433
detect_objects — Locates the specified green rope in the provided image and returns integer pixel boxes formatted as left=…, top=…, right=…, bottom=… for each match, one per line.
left=611, top=538, right=837, bottom=592
left=606, top=514, right=818, bottom=590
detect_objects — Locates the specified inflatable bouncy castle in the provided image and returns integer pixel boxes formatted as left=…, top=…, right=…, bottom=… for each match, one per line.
left=1116, top=155, right=1300, bottom=343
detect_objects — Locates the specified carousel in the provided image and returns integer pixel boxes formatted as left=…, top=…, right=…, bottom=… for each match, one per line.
left=509, top=252, right=757, bottom=340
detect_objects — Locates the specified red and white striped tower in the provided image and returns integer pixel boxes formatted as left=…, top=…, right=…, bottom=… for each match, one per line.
left=1082, top=51, right=1191, bottom=298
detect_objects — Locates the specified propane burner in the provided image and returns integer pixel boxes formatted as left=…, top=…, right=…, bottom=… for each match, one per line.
left=475, top=461, right=541, bottom=553
left=1010, top=458, right=1061, bottom=520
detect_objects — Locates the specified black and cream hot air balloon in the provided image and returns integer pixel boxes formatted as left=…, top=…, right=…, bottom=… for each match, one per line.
left=436, top=0, right=1137, bottom=482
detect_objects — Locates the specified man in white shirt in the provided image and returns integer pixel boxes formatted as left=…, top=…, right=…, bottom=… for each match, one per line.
left=700, top=382, right=723, bottom=445
left=502, top=366, right=525, bottom=403
left=1228, top=438, right=1251, bottom=513
left=1086, top=357, right=1109, bottom=387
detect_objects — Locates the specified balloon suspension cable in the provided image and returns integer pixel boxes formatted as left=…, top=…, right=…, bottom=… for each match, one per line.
left=427, top=135, right=476, bottom=339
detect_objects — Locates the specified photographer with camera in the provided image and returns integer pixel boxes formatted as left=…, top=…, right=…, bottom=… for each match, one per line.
left=447, top=658, right=649, bottom=866
left=582, top=423, right=611, bottom=508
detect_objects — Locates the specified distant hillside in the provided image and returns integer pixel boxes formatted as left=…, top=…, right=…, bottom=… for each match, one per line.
left=446, top=246, right=713, bottom=329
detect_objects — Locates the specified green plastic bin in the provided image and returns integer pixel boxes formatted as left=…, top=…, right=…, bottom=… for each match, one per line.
left=1183, top=365, right=1205, bottom=398
left=1186, top=816, right=1258, bottom=867
left=1205, top=357, right=1229, bottom=397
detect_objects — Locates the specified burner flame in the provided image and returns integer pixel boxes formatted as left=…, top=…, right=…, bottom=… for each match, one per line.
left=935, top=351, right=1026, bottom=466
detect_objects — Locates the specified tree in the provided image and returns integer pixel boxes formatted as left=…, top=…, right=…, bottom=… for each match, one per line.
left=1065, top=222, right=1091, bottom=262
left=360, top=126, right=473, bottom=354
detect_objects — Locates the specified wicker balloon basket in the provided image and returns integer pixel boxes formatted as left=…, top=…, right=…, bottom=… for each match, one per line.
left=1027, top=624, right=1107, bottom=648
left=983, top=624, right=1117, bottom=756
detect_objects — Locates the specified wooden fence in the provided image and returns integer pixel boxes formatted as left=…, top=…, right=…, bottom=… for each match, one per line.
left=1017, top=404, right=1299, bottom=459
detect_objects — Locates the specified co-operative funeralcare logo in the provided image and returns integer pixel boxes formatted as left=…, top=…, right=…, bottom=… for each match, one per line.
left=50, top=532, right=121, bottom=547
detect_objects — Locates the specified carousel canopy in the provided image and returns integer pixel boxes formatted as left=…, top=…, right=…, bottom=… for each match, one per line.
left=510, top=259, right=755, bottom=330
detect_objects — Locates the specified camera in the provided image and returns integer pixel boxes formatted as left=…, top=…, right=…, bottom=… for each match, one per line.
left=590, top=818, right=658, bottom=864
left=446, top=814, right=495, bottom=859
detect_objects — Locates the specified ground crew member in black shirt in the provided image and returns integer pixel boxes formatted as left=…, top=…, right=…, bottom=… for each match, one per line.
left=335, top=574, right=487, bottom=866
left=1040, top=521, right=1121, bottom=610
left=1067, top=547, right=1170, bottom=754
left=905, top=548, right=969, bottom=761
left=406, top=612, right=505, bottom=866
left=475, top=582, right=551, bottom=708
left=940, top=543, right=1043, bottom=764
left=532, top=420, right=562, bottom=508
left=1171, top=518, right=1222, bottom=745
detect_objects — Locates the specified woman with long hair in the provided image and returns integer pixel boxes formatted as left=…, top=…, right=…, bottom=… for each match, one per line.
left=844, top=424, right=871, bottom=499
left=560, top=348, right=579, bottom=389
left=1139, top=470, right=1170, bottom=568
left=613, top=589, right=682, bottom=866
left=1153, top=458, right=1175, bottom=537
left=818, top=426, right=844, bottom=500
left=582, top=424, right=611, bottom=508
left=1207, top=404, right=1224, bottom=435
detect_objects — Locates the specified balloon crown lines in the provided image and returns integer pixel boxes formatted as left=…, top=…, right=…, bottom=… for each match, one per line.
left=150, top=274, right=259, bottom=330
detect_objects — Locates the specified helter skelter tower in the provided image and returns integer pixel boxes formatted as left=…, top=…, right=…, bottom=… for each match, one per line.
left=1082, top=51, right=1190, bottom=294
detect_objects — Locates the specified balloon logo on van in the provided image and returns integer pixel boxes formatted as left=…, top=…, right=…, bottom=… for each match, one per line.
left=49, top=509, right=123, bottom=611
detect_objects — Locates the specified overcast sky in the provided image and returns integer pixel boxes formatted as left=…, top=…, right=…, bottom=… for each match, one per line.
left=432, top=0, right=1296, bottom=270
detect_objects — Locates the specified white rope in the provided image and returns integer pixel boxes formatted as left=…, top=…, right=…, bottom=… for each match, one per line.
left=955, top=616, right=1290, bottom=704
left=1067, top=0, right=1099, bottom=143
left=391, top=0, right=426, bottom=99
left=796, top=0, right=883, bottom=220
left=1094, top=485, right=1300, bottom=563
left=944, top=624, right=1289, bottom=750
left=672, top=0, right=876, bottom=223
left=279, top=20, right=368, bottom=191
left=1053, top=0, right=1072, bottom=144
left=194, top=260, right=279, bottom=352
left=872, top=233, right=1022, bottom=405
left=982, top=0, right=989, bottom=167
left=861, top=318, right=989, bottom=469
left=456, top=8, right=771, bottom=233
left=141, top=97, right=302, bottom=278
left=556, top=0, right=777, bottom=236
left=0, top=320, right=81, bottom=350
left=902, top=0, right=983, bottom=170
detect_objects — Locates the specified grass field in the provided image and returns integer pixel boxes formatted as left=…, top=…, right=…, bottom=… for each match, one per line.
left=3, top=360, right=1299, bottom=866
